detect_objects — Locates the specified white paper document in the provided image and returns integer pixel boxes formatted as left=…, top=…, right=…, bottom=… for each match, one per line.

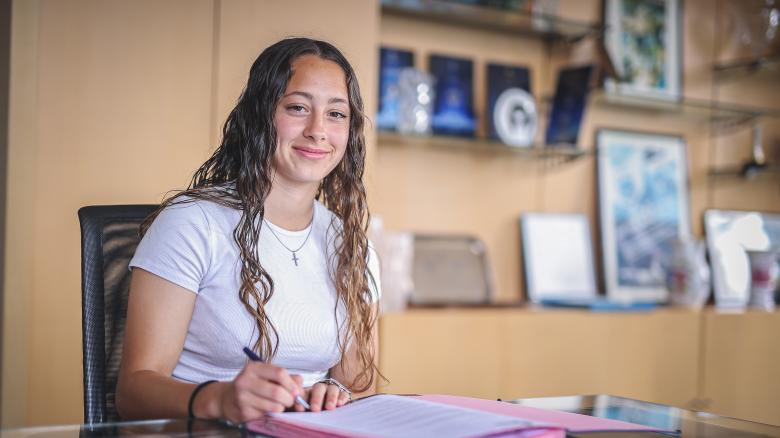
left=255, top=394, right=559, bottom=438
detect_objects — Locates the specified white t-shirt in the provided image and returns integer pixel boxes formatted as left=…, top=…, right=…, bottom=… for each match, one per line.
left=129, top=198, right=381, bottom=387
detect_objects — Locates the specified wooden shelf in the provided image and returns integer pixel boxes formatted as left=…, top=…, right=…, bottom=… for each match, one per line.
left=377, top=132, right=590, bottom=163
left=380, top=0, right=600, bottom=42
left=588, top=89, right=780, bottom=123
left=708, top=163, right=780, bottom=180
left=713, top=55, right=780, bottom=81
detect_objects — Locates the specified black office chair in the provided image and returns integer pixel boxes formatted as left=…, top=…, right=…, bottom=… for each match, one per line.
left=78, top=204, right=158, bottom=424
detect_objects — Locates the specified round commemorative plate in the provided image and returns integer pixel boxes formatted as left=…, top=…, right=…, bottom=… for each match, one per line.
left=493, top=88, right=537, bottom=148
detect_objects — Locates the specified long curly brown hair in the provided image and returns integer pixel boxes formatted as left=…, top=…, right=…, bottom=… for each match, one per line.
left=143, top=38, right=379, bottom=392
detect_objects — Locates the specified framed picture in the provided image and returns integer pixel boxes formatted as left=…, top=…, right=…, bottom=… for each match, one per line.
left=603, top=0, right=682, bottom=101
left=411, top=234, right=495, bottom=305
left=486, top=63, right=531, bottom=141
left=545, top=65, right=595, bottom=147
left=429, top=54, right=476, bottom=137
left=376, top=47, right=415, bottom=132
left=520, top=213, right=597, bottom=303
left=704, top=210, right=780, bottom=309
left=597, top=129, right=690, bottom=302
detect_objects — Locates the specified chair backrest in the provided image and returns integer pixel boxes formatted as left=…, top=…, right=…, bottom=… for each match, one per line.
left=78, top=204, right=158, bottom=424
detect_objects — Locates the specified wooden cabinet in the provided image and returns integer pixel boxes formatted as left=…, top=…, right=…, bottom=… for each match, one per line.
left=379, top=309, right=506, bottom=399
left=379, top=308, right=700, bottom=408
left=700, top=310, right=780, bottom=426
left=378, top=308, right=780, bottom=426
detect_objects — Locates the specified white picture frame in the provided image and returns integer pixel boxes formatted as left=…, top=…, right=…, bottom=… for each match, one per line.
left=521, top=213, right=598, bottom=303
left=603, top=0, right=682, bottom=101
left=597, top=129, right=690, bottom=302
left=704, top=210, right=780, bottom=309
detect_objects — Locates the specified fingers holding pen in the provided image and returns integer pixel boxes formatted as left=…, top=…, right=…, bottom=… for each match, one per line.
left=223, top=382, right=285, bottom=420
left=243, top=362, right=303, bottom=405
left=239, top=347, right=306, bottom=411
left=218, top=362, right=303, bottom=422
left=291, top=375, right=308, bottom=412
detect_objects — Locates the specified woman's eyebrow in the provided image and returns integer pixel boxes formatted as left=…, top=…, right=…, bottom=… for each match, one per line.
left=284, top=91, right=313, bottom=100
left=283, top=91, right=348, bottom=105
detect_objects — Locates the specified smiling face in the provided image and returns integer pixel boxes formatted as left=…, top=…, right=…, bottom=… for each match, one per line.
left=271, top=55, right=351, bottom=190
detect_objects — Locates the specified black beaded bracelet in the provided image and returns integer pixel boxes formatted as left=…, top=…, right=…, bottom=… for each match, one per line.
left=188, top=380, right=218, bottom=419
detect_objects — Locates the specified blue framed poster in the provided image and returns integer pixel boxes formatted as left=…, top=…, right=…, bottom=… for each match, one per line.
left=597, top=129, right=690, bottom=302
left=376, top=47, right=415, bottom=131
left=429, top=54, right=476, bottom=137
left=545, top=65, right=593, bottom=147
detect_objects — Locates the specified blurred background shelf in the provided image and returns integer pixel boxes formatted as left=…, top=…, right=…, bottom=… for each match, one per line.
left=708, top=164, right=780, bottom=180
left=713, top=55, right=780, bottom=81
left=377, top=132, right=589, bottom=163
left=588, top=89, right=780, bottom=126
left=380, top=0, right=600, bottom=42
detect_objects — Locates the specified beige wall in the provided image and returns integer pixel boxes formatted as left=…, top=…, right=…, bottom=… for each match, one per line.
left=2, top=0, right=378, bottom=426
left=2, top=0, right=778, bottom=427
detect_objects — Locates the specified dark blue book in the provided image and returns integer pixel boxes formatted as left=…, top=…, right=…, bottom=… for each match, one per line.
left=545, top=65, right=594, bottom=147
left=376, top=47, right=415, bottom=132
left=486, top=63, right=531, bottom=140
left=429, top=54, right=476, bottom=137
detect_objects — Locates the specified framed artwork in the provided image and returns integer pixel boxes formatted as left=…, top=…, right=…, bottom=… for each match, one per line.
left=704, top=210, right=780, bottom=309
left=597, top=129, right=690, bottom=302
left=486, top=63, right=531, bottom=141
left=376, top=47, right=415, bottom=131
left=545, top=65, right=595, bottom=147
left=429, top=54, right=476, bottom=137
left=520, top=213, right=597, bottom=303
left=411, top=234, right=495, bottom=305
left=603, top=0, right=682, bottom=101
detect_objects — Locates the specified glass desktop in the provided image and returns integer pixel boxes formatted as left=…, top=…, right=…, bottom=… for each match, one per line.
left=1, top=394, right=778, bottom=437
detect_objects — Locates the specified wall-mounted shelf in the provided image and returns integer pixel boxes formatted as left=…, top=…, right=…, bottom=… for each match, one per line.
left=708, top=56, right=780, bottom=181
left=713, top=55, right=780, bottom=81
left=708, top=164, right=780, bottom=180
left=377, top=132, right=589, bottom=163
left=588, top=90, right=780, bottom=126
left=380, top=0, right=600, bottom=42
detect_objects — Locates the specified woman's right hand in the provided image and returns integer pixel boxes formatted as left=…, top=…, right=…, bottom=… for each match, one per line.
left=198, top=362, right=304, bottom=422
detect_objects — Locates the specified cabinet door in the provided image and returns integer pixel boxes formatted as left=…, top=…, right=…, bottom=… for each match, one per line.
left=702, top=311, right=780, bottom=426
left=379, top=310, right=504, bottom=398
left=501, top=309, right=699, bottom=407
left=379, top=309, right=700, bottom=409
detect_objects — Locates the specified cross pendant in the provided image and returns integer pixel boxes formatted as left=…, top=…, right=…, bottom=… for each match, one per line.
left=292, top=252, right=299, bottom=266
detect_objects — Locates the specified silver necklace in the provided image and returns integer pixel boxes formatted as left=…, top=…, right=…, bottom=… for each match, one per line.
left=263, top=210, right=315, bottom=266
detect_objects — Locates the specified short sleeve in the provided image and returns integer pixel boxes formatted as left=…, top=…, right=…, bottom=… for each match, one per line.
left=129, top=202, right=212, bottom=294
left=366, top=241, right=382, bottom=303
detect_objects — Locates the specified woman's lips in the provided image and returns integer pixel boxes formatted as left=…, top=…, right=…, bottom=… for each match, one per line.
left=293, top=145, right=330, bottom=159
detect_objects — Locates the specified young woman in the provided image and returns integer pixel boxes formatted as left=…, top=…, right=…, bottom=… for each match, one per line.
left=115, top=37, right=381, bottom=423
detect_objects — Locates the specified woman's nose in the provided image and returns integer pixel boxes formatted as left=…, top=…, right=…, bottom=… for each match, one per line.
left=303, top=113, right=326, bottom=142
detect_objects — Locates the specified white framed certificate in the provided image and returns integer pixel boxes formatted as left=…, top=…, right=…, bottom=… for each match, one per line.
left=521, top=213, right=597, bottom=303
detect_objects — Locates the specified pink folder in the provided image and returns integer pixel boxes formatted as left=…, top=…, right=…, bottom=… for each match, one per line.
left=246, top=394, right=668, bottom=437
left=247, top=394, right=567, bottom=438
left=417, top=394, right=668, bottom=433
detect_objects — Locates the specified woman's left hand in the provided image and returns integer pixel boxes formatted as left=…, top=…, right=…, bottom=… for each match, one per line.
left=295, top=382, right=350, bottom=412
